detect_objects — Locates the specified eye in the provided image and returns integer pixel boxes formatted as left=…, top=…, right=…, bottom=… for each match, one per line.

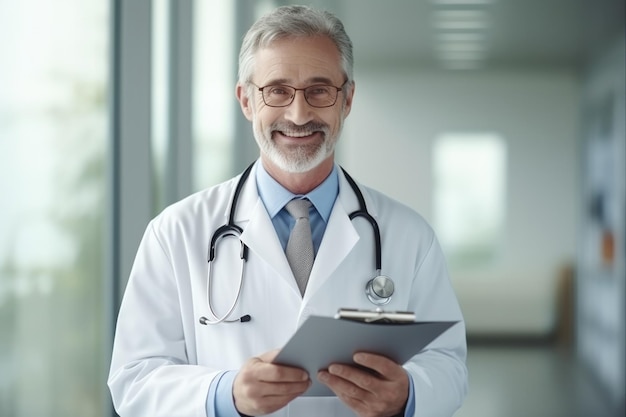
left=266, top=86, right=291, bottom=96
left=307, top=86, right=332, bottom=96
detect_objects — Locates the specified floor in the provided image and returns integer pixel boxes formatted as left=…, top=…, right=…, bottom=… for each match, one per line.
left=454, top=342, right=623, bottom=417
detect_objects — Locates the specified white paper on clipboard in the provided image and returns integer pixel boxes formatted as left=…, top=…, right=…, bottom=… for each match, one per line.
left=273, top=315, right=458, bottom=396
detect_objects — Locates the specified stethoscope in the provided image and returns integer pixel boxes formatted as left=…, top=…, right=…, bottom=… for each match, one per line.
left=199, top=163, right=395, bottom=325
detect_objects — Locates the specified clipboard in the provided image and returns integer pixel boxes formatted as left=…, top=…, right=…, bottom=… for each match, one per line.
left=273, top=315, right=458, bottom=396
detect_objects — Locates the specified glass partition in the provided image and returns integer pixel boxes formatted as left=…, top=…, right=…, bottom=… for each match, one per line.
left=192, top=0, right=236, bottom=189
left=0, top=1, right=109, bottom=416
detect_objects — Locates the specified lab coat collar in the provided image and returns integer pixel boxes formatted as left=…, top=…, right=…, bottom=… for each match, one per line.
left=228, top=161, right=375, bottom=222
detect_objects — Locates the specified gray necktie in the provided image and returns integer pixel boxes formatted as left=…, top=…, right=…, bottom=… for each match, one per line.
left=285, top=199, right=314, bottom=295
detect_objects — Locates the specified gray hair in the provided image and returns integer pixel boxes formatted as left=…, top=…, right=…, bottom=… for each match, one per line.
left=238, top=5, right=354, bottom=86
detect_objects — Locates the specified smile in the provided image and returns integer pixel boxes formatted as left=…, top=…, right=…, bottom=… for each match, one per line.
left=275, top=130, right=321, bottom=141
left=280, top=130, right=315, bottom=137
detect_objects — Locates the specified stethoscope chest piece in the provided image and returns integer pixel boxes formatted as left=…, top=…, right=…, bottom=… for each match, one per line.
left=366, top=275, right=394, bottom=305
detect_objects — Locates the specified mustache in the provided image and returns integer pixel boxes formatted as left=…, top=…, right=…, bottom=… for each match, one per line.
left=271, top=121, right=329, bottom=134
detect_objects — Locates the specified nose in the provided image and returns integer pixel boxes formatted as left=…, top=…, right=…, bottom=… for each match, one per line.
left=284, top=90, right=315, bottom=125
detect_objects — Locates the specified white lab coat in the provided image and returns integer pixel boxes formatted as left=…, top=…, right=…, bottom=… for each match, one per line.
left=108, top=162, right=468, bottom=417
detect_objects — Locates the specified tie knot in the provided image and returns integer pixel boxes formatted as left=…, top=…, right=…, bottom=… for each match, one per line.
left=285, top=199, right=311, bottom=220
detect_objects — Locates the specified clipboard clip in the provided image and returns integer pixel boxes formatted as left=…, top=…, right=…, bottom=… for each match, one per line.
left=335, top=308, right=416, bottom=323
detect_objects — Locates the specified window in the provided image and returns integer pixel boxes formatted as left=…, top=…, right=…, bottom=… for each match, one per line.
left=193, top=0, right=236, bottom=189
left=0, top=1, right=109, bottom=416
left=433, top=133, right=507, bottom=265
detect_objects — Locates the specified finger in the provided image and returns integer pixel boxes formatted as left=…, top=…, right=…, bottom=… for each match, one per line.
left=318, top=365, right=373, bottom=396
left=254, top=380, right=312, bottom=397
left=251, top=351, right=309, bottom=383
left=235, top=385, right=307, bottom=416
left=334, top=363, right=380, bottom=392
left=319, top=367, right=408, bottom=417
left=236, top=380, right=308, bottom=402
left=259, top=362, right=310, bottom=383
left=318, top=370, right=371, bottom=413
left=234, top=369, right=311, bottom=416
left=353, top=352, right=405, bottom=379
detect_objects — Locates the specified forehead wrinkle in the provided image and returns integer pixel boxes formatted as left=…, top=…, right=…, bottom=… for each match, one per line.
left=258, top=58, right=340, bottom=85
left=253, top=37, right=344, bottom=87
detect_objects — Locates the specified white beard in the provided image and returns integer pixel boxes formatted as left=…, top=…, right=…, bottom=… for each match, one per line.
left=252, top=117, right=343, bottom=174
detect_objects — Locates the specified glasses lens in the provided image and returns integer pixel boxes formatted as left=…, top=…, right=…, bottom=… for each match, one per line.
left=262, top=85, right=295, bottom=107
left=304, top=85, right=337, bottom=107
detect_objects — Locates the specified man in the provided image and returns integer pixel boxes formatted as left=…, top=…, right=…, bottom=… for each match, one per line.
left=108, top=5, right=467, bottom=417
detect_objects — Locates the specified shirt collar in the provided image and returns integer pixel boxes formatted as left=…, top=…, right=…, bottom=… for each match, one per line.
left=256, top=161, right=338, bottom=222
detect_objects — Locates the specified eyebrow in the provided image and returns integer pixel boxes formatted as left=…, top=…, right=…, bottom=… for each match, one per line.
left=262, top=76, right=337, bottom=86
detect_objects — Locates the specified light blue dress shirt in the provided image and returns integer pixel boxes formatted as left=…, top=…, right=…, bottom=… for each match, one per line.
left=255, top=162, right=338, bottom=254
left=207, top=162, right=415, bottom=416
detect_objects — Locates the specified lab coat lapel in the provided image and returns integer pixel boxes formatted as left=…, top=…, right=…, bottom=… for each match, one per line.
left=302, top=171, right=361, bottom=302
left=234, top=164, right=299, bottom=293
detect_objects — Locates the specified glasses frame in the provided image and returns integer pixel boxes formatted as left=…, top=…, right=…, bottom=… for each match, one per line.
left=251, top=80, right=348, bottom=108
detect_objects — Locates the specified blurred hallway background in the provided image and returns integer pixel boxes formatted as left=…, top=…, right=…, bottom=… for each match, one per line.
left=457, top=343, right=618, bottom=417
left=0, top=1, right=624, bottom=416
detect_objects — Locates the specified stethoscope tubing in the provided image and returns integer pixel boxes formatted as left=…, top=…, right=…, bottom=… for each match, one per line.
left=201, top=164, right=254, bottom=325
left=204, top=236, right=247, bottom=324
left=341, top=168, right=382, bottom=272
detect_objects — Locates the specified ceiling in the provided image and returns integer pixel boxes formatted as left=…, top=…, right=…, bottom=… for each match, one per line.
left=301, top=0, right=625, bottom=71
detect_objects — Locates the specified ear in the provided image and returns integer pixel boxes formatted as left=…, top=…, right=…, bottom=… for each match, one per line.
left=236, top=83, right=254, bottom=121
left=342, top=81, right=355, bottom=118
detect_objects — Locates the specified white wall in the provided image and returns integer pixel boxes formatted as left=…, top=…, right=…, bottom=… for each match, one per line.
left=338, top=68, right=581, bottom=335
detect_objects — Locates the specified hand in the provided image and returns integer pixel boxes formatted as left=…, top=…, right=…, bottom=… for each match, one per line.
left=317, top=352, right=409, bottom=417
left=233, top=349, right=311, bottom=416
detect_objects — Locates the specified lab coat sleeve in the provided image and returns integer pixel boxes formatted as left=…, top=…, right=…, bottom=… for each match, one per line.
left=108, top=221, right=216, bottom=417
left=404, top=234, right=468, bottom=417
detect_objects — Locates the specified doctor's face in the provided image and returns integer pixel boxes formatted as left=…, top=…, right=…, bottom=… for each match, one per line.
left=237, top=35, right=354, bottom=174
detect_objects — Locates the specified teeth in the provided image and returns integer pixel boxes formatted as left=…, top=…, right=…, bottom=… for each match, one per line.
left=282, top=131, right=313, bottom=137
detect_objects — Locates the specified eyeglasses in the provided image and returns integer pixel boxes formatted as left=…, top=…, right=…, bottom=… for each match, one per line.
left=252, top=81, right=347, bottom=108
